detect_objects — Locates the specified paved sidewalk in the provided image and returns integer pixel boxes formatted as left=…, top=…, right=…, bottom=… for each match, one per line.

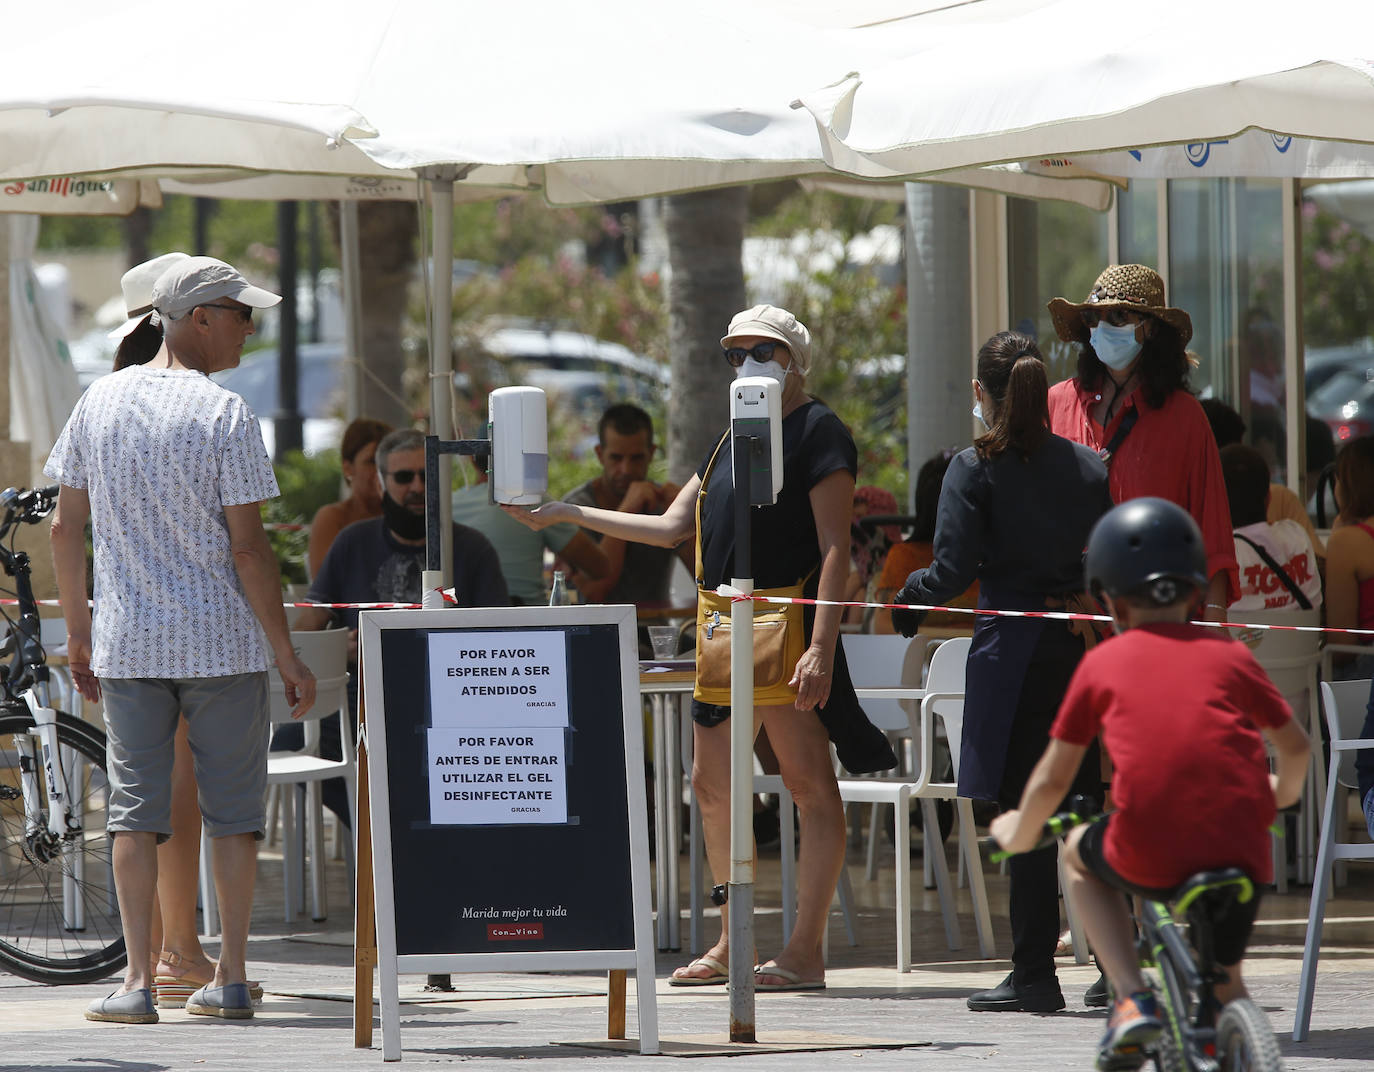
left=5, top=844, right=1373, bottom=1070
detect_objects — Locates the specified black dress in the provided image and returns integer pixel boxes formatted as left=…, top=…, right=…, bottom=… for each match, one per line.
left=691, top=399, right=895, bottom=775
left=904, top=433, right=1111, bottom=984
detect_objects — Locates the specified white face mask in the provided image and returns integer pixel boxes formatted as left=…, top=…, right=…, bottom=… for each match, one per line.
left=736, top=357, right=790, bottom=384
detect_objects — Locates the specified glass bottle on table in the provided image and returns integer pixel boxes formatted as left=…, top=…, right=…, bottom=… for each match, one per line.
left=548, top=570, right=568, bottom=607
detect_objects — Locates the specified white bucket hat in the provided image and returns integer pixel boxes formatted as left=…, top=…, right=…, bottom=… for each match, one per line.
left=107, top=252, right=190, bottom=341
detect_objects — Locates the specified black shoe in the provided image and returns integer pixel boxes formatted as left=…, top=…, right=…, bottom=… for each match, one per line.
left=967, top=972, right=1065, bottom=1013
left=1085, top=972, right=1111, bottom=1008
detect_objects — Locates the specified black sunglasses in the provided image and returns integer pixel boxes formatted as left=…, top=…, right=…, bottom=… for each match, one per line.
left=1081, top=307, right=1145, bottom=329
left=386, top=468, right=426, bottom=485
left=722, top=340, right=781, bottom=367
left=198, top=302, right=254, bottom=324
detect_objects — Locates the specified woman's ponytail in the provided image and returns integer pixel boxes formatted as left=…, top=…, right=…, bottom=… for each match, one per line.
left=973, top=331, right=1049, bottom=461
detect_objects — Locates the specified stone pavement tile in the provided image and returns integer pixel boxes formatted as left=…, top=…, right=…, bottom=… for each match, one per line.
left=6, top=837, right=1374, bottom=1069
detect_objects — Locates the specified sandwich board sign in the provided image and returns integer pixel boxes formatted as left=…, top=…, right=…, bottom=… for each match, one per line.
left=359, top=604, right=658, bottom=1060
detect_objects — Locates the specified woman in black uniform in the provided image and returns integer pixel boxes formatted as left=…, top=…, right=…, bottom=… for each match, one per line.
left=507, top=304, right=891, bottom=991
left=894, top=331, right=1111, bottom=1012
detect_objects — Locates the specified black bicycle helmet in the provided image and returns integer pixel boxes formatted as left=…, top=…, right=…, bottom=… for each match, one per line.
left=1085, top=497, right=1208, bottom=606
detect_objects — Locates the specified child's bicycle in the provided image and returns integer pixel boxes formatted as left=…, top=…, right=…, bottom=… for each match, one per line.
left=0, top=485, right=125, bottom=984
left=997, top=801, right=1284, bottom=1072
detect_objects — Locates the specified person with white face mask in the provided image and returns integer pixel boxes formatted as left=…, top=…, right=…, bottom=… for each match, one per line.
left=502, top=303, right=894, bottom=992
left=894, top=332, right=1113, bottom=1015
left=1046, top=265, right=1238, bottom=630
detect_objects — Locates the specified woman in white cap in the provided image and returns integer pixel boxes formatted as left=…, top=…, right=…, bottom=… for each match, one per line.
left=105, top=253, right=263, bottom=1007
left=1046, top=265, right=1238, bottom=622
left=506, top=304, right=892, bottom=990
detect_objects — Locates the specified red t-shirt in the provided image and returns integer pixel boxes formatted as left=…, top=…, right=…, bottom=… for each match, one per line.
left=1048, top=379, right=1240, bottom=605
left=1052, top=623, right=1291, bottom=888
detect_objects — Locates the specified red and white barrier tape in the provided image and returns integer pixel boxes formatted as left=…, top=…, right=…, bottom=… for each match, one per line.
left=8, top=589, right=1360, bottom=638
left=715, top=586, right=1373, bottom=638
left=2, top=598, right=439, bottom=610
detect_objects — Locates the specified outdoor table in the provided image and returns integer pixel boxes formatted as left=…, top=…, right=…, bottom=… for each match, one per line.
left=639, top=658, right=694, bottom=951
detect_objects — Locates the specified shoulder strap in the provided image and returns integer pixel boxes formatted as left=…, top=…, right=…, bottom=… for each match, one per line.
left=695, top=431, right=731, bottom=587
left=1356, top=521, right=1374, bottom=543
left=1097, top=406, right=1139, bottom=466
left=1235, top=532, right=1312, bottom=611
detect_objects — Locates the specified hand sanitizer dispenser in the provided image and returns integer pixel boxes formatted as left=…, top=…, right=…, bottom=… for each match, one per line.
left=489, top=386, right=548, bottom=505
left=730, top=376, right=783, bottom=505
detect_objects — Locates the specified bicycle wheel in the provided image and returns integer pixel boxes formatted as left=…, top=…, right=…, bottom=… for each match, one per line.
left=1217, top=998, right=1284, bottom=1072
left=0, top=707, right=126, bottom=984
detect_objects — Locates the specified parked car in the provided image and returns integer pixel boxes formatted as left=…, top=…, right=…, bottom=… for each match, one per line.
left=213, top=341, right=348, bottom=457
left=1305, top=340, right=1374, bottom=443
left=213, top=324, right=668, bottom=457
left=477, top=321, right=668, bottom=422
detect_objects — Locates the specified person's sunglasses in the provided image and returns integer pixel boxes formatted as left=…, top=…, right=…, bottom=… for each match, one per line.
left=722, top=340, right=781, bottom=367
left=198, top=303, right=254, bottom=324
left=1081, top=307, right=1144, bottom=329
left=386, top=468, right=426, bottom=485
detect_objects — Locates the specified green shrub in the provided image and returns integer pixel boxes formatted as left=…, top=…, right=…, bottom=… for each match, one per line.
left=265, top=449, right=343, bottom=585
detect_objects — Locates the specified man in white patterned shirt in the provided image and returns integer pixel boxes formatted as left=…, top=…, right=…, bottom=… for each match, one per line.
left=47, top=256, right=316, bottom=1024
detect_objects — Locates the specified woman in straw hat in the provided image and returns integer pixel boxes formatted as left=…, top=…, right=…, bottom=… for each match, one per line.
left=505, top=304, right=894, bottom=991
left=1046, top=265, right=1238, bottom=621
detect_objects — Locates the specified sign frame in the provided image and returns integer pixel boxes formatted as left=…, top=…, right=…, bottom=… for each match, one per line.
left=359, top=605, right=659, bottom=1060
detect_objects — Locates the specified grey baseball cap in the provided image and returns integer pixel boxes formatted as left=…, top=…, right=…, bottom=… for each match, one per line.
left=150, top=255, right=281, bottom=318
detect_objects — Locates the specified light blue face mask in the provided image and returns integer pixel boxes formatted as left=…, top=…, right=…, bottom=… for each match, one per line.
left=1089, top=320, right=1143, bottom=371
left=972, top=401, right=989, bottom=430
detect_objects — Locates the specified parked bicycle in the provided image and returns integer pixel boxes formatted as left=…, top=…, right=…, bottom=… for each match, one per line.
left=0, top=485, right=125, bottom=984
left=994, top=800, right=1284, bottom=1072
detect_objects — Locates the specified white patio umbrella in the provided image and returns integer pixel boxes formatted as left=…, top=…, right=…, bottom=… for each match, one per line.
left=794, top=0, right=1374, bottom=178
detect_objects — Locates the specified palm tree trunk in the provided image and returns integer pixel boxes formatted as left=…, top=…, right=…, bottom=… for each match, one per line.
left=664, top=188, right=747, bottom=484
left=330, top=200, right=418, bottom=429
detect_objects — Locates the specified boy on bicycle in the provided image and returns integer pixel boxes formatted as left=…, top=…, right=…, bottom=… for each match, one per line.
left=991, top=498, right=1309, bottom=1069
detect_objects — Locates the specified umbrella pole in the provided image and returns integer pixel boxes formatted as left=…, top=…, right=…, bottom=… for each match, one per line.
left=339, top=200, right=364, bottom=423
left=424, top=168, right=456, bottom=589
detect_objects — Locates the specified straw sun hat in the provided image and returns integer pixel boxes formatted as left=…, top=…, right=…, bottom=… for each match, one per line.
left=1047, top=264, right=1193, bottom=348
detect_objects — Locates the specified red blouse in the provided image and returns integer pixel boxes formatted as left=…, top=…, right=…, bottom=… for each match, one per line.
left=1048, top=378, right=1239, bottom=605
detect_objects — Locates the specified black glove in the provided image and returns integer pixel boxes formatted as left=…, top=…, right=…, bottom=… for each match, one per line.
left=890, top=583, right=924, bottom=638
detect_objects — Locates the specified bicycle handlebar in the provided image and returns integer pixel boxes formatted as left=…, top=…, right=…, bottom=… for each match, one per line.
left=989, top=794, right=1101, bottom=863
left=0, top=485, right=58, bottom=535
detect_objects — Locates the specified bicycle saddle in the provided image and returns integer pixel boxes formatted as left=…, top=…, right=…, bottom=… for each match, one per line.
left=1172, top=867, right=1255, bottom=915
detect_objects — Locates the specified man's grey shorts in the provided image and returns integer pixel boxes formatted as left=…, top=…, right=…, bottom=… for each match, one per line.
left=101, top=672, right=269, bottom=841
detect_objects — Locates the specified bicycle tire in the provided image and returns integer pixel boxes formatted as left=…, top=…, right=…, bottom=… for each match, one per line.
left=0, top=707, right=126, bottom=984
left=1217, top=998, right=1284, bottom=1072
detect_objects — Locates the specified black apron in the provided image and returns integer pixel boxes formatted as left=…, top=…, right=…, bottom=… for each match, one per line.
left=958, top=583, right=1052, bottom=801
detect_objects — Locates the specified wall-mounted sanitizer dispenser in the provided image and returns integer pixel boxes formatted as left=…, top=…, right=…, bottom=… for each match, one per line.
left=730, top=376, right=783, bottom=506
left=489, top=386, right=548, bottom=505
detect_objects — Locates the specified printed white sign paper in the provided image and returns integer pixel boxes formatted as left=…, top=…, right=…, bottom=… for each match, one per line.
left=428, top=630, right=569, bottom=728
left=427, top=727, right=568, bottom=825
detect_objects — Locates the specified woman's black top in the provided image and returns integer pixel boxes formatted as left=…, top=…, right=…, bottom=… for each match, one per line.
left=690, top=398, right=894, bottom=774
left=695, top=399, right=856, bottom=589
left=907, top=434, right=1113, bottom=607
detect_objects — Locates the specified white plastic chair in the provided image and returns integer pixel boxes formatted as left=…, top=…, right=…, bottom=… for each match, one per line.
left=1293, top=679, right=1374, bottom=1041
left=1243, top=606, right=1322, bottom=890
left=201, top=629, right=352, bottom=933
left=836, top=636, right=996, bottom=969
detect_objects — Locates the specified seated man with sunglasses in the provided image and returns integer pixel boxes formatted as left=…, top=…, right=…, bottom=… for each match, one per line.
left=287, top=428, right=509, bottom=825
